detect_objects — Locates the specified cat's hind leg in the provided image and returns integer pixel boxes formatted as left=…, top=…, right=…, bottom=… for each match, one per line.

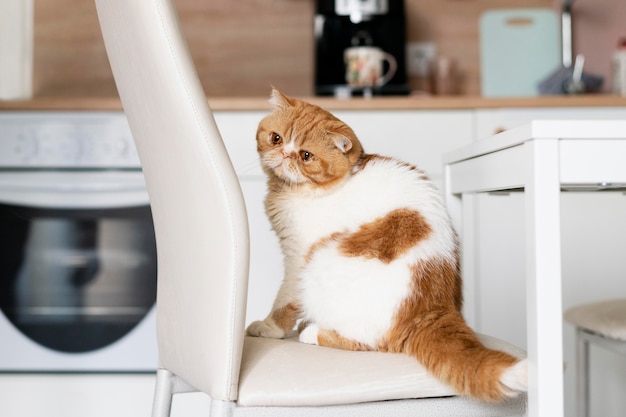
left=299, top=324, right=373, bottom=351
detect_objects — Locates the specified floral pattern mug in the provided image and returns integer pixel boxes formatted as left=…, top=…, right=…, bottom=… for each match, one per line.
left=344, top=46, right=397, bottom=88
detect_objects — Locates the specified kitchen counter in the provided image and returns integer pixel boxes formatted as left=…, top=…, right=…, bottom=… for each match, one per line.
left=0, top=95, right=625, bottom=112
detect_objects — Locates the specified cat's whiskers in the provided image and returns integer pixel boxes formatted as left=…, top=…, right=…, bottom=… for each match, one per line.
left=237, top=158, right=263, bottom=176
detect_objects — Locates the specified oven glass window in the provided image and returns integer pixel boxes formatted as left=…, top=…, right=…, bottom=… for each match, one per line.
left=0, top=204, right=156, bottom=353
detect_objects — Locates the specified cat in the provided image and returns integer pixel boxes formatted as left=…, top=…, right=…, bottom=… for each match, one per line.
left=246, top=88, right=528, bottom=403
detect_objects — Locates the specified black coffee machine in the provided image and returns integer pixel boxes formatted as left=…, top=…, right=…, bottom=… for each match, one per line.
left=315, top=0, right=409, bottom=96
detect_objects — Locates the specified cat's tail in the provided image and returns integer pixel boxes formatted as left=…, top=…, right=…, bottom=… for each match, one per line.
left=385, top=308, right=527, bottom=403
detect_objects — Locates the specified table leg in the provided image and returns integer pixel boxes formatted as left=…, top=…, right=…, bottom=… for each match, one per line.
left=461, top=194, right=480, bottom=329
left=524, top=139, right=564, bottom=417
left=445, top=164, right=479, bottom=328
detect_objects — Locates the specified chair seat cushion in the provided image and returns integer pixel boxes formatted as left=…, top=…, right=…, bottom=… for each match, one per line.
left=237, top=333, right=525, bottom=407
left=565, top=299, right=626, bottom=341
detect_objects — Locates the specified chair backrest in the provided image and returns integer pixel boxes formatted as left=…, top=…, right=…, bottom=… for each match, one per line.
left=95, top=0, right=250, bottom=402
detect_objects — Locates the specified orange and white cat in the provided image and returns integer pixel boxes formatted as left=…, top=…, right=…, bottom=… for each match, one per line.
left=246, top=88, right=527, bottom=402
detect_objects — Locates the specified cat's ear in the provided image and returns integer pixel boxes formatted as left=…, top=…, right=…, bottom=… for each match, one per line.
left=330, top=133, right=353, bottom=153
left=269, top=87, right=295, bottom=109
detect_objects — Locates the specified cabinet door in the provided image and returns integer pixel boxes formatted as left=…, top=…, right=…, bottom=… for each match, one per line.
left=474, top=107, right=626, bottom=140
left=213, top=111, right=265, bottom=177
left=334, top=110, right=473, bottom=192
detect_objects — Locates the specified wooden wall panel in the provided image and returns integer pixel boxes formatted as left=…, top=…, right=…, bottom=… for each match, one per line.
left=34, top=0, right=574, bottom=98
left=174, top=0, right=314, bottom=97
left=34, top=0, right=115, bottom=96
left=405, top=0, right=554, bottom=95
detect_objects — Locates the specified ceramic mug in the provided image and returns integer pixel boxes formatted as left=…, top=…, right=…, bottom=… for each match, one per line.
left=344, top=46, right=397, bottom=88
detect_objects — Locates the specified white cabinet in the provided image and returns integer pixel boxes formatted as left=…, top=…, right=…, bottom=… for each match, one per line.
left=474, top=106, right=626, bottom=139
left=334, top=110, right=473, bottom=191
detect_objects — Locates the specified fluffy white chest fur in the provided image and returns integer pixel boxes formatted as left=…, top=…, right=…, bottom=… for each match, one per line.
left=271, top=157, right=456, bottom=347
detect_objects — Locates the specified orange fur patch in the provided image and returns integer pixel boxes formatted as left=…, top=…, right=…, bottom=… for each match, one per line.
left=353, top=153, right=431, bottom=183
left=352, top=153, right=391, bottom=173
left=338, top=208, right=432, bottom=264
left=271, top=303, right=301, bottom=333
left=316, top=328, right=373, bottom=351
left=381, top=257, right=518, bottom=402
left=304, top=232, right=342, bottom=263
left=256, top=91, right=364, bottom=191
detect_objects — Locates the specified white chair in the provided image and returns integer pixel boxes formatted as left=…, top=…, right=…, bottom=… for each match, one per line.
left=95, top=1, right=527, bottom=416
left=565, top=299, right=626, bottom=417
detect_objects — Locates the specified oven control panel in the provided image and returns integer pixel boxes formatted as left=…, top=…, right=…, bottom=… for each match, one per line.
left=0, top=112, right=141, bottom=168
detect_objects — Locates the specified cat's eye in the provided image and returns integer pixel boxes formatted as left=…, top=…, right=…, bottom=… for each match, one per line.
left=300, top=150, right=313, bottom=161
left=270, top=132, right=282, bottom=145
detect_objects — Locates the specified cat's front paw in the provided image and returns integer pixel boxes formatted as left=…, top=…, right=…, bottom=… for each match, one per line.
left=298, top=323, right=320, bottom=345
left=246, top=319, right=286, bottom=339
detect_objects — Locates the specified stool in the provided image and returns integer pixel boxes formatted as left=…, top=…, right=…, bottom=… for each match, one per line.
left=564, top=299, right=626, bottom=417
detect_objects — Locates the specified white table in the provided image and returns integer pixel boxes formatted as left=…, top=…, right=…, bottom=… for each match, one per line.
left=443, top=120, right=626, bottom=417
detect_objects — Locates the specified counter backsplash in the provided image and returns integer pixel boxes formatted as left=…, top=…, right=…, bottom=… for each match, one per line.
left=28, top=0, right=626, bottom=98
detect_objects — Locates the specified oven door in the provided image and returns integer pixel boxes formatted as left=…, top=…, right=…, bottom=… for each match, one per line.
left=0, top=171, right=157, bottom=371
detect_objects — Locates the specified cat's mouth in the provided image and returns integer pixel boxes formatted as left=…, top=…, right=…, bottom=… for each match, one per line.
left=272, top=159, right=307, bottom=185
left=261, top=151, right=309, bottom=185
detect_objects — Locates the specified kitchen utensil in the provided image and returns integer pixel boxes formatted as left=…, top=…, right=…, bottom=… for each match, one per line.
left=537, top=0, right=604, bottom=95
left=538, top=53, right=604, bottom=95
left=565, top=53, right=585, bottom=94
left=561, top=0, right=574, bottom=67
left=344, top=46, right=397, bottom=88
left=480, top=8, right=560, bottom=97
left=612, top=37, right=626, bottom=96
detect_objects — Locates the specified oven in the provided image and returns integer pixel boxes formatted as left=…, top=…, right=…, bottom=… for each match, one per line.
left=0, top=112, right=157, bottom=371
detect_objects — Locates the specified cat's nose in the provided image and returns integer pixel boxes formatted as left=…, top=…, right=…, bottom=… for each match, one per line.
left=282, top=151, right=291, bottom=160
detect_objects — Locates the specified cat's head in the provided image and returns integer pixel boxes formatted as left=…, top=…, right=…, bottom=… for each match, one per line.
left=256, top=88, right=364, bottom=189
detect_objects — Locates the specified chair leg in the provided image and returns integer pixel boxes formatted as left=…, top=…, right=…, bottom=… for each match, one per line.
left=576, top=328, right=590, bottom=417
left=152, top=369, right=175, bottom=417
left=210, top=399, right=234, bottom=417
